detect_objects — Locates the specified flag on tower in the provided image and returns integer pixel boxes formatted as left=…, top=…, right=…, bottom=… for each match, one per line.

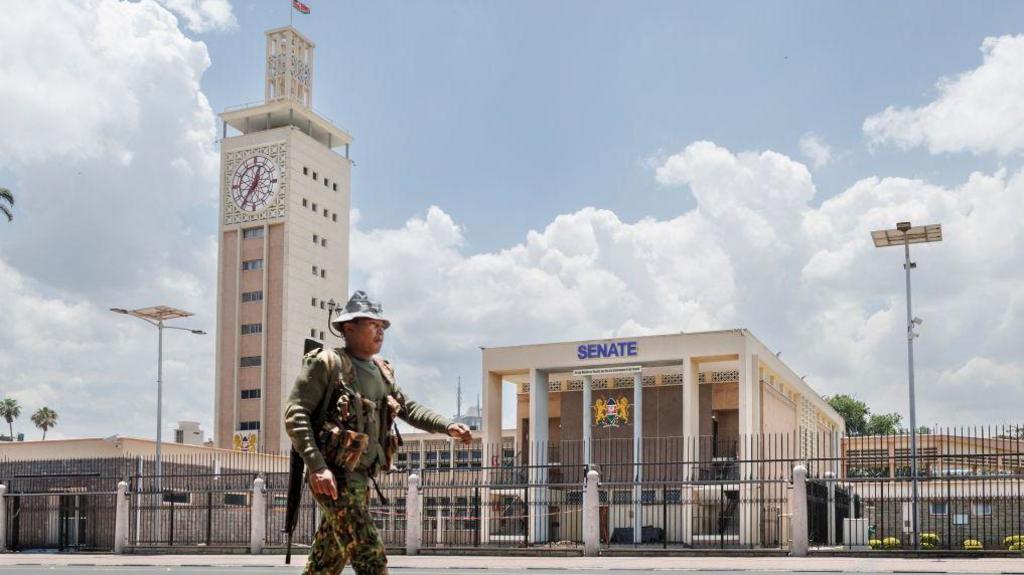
left=292, top=0, right=310, bottom=14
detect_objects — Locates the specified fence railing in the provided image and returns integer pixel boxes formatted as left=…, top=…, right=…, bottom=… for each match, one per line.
left=1, top=426, right=1022, bottom=554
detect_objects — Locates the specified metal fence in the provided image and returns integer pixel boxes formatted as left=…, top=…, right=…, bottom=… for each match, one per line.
left=2, top=426, right=1022, bottom=553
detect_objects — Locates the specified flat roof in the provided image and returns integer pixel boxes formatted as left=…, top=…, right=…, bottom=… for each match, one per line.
left=221, top=99, right=352, bottom=149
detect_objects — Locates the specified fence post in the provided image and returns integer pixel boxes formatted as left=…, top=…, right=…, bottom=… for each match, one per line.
left=583, top=469, right=600, bottom=556
left=114, top=481, right=129, bottom=554
left=406, top=474, right=421, bottom=556
left=825, top=470, right=836, bottom=547
left=791, top=465, right=808, bottom=557
left=250, top=476, right=266, bottom=554
left=0, top=484, right=7, bottom=553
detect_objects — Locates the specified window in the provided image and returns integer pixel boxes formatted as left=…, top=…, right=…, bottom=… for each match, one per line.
left=224, top=493, right=249, bottom=506
left=312, top=265, right=318, bottom=276
left=241, top=389, right=261, bottom=399
left=239, top=356, right=262, bottom=367
left=566, top=491, right=583, bottom=505
left=641, top=490, right=656, bottom=504
left=242, top=227, right=264, bottom=239
left=241, top=291, right=263, bottom=302
left=323, top=208, right=329, bottom=217
left=313, top=233, right=319, bottom=244
left=312, top=202, right=318, bottom=212
left=302, top=198, right=308, bottom=207
left=313, top=171, right=318, bottom=181
left=664, top=489, right=682, bottom=503
left=310, top=328, right=316, bottom=338
left=324, top=178, right=329, bottom=187
left=239, top=420, right=261, bottom=431
left=303, top=166, right=309, bottom=176
left=612, top=490, right=632, bottom=504
left=321, top=238, right=327, bottom=247
left=311, top=297, right=317, bottom=307
left=973, top=502, right=992, bottom=516
left=240, top=323, right=262, bottom=335
left=162, top=491, right=190, bottom=505
left=241, top=259, right=263, bottom=271
left=929, top=502, right=948, bottom=516
left=319, top=300, right=325, bottom=310
left=332, top=183, right=337, bottom=192
left=332, top=213, right=337, bottom=222
left=319, top=330, right=325, bottom=340
left=320, top=269, right=325, bottom=278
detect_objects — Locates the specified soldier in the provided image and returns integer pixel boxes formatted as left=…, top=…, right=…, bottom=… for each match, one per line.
left=285, top=290, right=472, bottom=575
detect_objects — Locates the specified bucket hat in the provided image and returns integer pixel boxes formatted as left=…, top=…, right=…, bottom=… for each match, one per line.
left=331, top=290, right=391, bottom=329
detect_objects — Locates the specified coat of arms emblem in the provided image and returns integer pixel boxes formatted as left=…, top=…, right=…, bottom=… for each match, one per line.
left=593, top=395, right=631, bottom=428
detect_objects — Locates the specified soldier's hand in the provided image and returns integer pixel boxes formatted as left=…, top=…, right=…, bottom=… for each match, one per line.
left=310, top=467, right=338, bottom=500
left=446, top=422, right=473, bottom=445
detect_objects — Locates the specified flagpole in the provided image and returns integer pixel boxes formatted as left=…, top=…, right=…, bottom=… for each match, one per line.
left=289, top=1, right=293, bottom=27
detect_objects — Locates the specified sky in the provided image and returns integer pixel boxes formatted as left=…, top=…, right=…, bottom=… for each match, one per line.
left=1, top=0, right=1023, bottom=442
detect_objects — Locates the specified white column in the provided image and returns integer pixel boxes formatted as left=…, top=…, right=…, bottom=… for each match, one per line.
left=528, top=368, right=549, bottom=543
left=737, top=342, right=761, bottom=546
left=791, top=465, right=808, bottom=556
left=114, top=481, right=129, bottom=553
left=633, top=370, right=643, bottom=544
left=583, top=469, right=600, bottom=556
left=250, top=477, right=266, bottom=554
left=582, top=374, right=593, bottom=467
left=825, top=470, right=836, bottom=546
left=0, top=484, right=7, bottom=552
left=406, top=474, right=421, bottom=555
left=681, top=357, right=699, bottom=545
left=480, top=371, right=502, bottom=545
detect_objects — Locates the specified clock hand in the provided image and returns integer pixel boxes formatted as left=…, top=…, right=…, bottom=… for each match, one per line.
left=242, top=167, right=263, bottom=207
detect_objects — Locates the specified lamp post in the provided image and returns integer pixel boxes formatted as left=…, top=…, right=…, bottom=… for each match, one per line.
left=870, top=221, right=942, bottom=548
left=110, top=306, right=205, bottom=491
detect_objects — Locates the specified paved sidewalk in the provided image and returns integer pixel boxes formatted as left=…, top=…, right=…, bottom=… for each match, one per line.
left=0, top=554, right=1022, bottom=572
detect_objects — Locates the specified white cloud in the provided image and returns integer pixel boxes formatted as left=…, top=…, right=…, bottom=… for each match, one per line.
left=157, top=0, right=236, bottom=33
left=864, top=34, right=1024, bottom=155
left=0, top=0, right=218, bottom=441
left=354, top=144, right=1024, bottom=428
left=798, top=132, right=833, bottom=168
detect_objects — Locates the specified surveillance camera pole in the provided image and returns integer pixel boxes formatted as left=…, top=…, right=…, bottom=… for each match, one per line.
left=902, top=230, right=920, bottom=548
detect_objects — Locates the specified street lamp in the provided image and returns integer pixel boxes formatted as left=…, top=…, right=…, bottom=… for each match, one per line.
left=110, top=305, right=205, bottom=490
left=870, top=221, right=942, bottom=548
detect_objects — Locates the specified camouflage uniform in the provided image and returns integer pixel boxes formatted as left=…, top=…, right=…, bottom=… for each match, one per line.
left=285, top=341, right=451, bottom=575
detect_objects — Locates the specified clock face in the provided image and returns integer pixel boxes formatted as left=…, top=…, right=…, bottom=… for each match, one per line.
left=230, top=155, right=279, bottom=212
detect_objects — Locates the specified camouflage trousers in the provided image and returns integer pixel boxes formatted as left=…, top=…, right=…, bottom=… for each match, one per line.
left=302, top=481, right=388, bottom=575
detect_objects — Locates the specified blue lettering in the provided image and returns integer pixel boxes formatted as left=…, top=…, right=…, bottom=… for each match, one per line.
left=607, top=343, right=619, bottom=357
left=627, top=341, right=638, bottom=356
left=577, top=345, right=587, bottom=360
left=579, top=341, right=639, bottom=359
left=587, top=344, right=598, bottom=358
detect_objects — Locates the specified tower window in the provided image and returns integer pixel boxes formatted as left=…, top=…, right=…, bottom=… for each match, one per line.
left=312, top=202, right=317, bottom=212
left=310, top=328, right=316, bottom=338
left=332, top=213, right=337, bottom=222
left=319, top=331, right=325, bottom=340
left=311, top=297, right=317, bottom=307
left=333, top=183, right=337, bottom=192
left=323, top=178, right=329, bottom=187
left=321, top=238, right=327, bottom=247
left=241, top=389, right=262, bottom=399
left=302, top=198, right=308, bottom=207
left=241, top=323, right=263, bottom=335
left=241, top=291, right=263, bottom=303
left=312, top=265, right=318, bottom=276
left=242, top=259, right=264, bottom=271
left=313, top=233, right=318, bottom=244
left=303, top=166, right=309, bottom=176
left=312, top=171, right=318, bottom=181
left=320, top=269, right=325, bottom=278
left=323, top=208, right=328, bottom=217
left=242, top=227, right=264, bottom=239
left=319, top=300, right=325, bottom=309
left=239, top=356, right=262, bottom=368
left=239, top=420, right=261, bottom=431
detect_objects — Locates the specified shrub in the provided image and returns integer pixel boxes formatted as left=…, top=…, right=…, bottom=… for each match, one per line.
left=883, top=536, right=902, bottom=549
left=868, top=538, right=882, bottom=550
left=963, top=539, right=983, bottom=550
left=920, top=533, right=939, bottom=549
left=1005, top=534, right=1024, bottom=547
left=1009, top=542, right=1023, bottom=552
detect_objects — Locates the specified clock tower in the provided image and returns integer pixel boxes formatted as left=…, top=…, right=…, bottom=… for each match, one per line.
left=214, top=26, right=351, bottom=452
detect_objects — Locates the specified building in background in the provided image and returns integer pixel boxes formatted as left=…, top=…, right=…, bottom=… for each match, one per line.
left=450, top=377, right=482, bottom=431
left=173, top=421, right=206, bottom=445
left=214, top=26, right=352, bottom=452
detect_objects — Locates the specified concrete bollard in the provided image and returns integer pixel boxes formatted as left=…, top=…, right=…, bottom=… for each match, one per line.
left=583, top=469, right=600, bottom=556
left=0, top=484, right=7, bottom=553
left=405, top=474, right=421, bottom=556
left=791, top=465, right=808, bottom=557
left=250, top=476, right=266, bottom=554
left=114, top=481, right=130, bottom=553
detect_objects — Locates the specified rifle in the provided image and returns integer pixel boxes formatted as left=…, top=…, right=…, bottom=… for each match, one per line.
left=283, top=447, right=305, bottom=564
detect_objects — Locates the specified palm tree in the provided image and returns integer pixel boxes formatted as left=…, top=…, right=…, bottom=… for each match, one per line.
left=31, top=407, right=58, bottom=440
left=0, top=187, right=12, bottom=222
left=0, top=398, right=21, bottom=440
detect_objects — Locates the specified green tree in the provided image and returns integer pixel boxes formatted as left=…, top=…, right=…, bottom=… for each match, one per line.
left=826, top=394, right=869, bottom=435
left=31, top=406, right=58, bottom=440
left=0, top=187, right=12, bottom=222
left=865, top=412, right=903, bottom=435
left=0, top=398, right=21, bottom=440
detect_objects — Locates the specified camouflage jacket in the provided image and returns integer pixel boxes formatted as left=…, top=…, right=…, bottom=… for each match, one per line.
left=284, top=347, right=452, bottom=476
